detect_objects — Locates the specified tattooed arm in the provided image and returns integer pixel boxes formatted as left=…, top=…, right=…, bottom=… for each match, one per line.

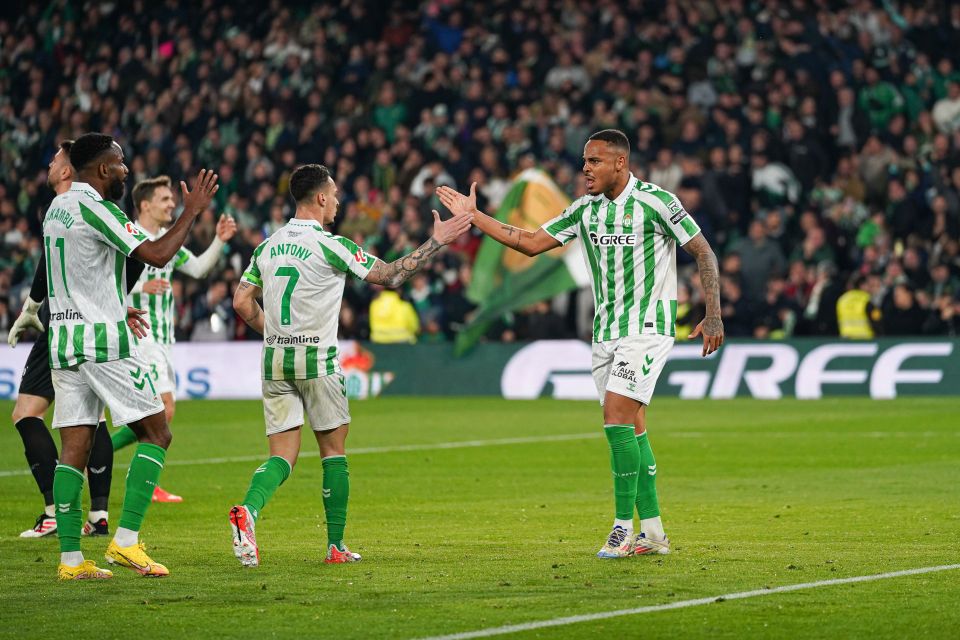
left=233, top=281, right=265, bottom=334
left=482, top=221, right=560, bottom=257
left=682, top=233, right=725, bottom=356
left=364, top=209, right=473, bottom=288
left=436, top=183, right=560, bottom=256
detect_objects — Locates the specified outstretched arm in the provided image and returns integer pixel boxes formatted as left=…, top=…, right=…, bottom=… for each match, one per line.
left=364, top=210, right=472, bottom=288
left=133, top=169, right=219, bottom=268
left=176, top=214, right=237, bottom=278
left=682, top=234, right=724, bottom=356
left=233, top=281, right=264, bottom=334
left=437, top=183, right=560, bottom=257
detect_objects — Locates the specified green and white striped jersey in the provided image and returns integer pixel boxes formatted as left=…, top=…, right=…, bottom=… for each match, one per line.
left=43, top=182, right=148, bottom=368
left=241, top=218, right=379, bottom=381
left=542, top=174, right=701, bottom=342
left=128, top=226, right=223, bottom=345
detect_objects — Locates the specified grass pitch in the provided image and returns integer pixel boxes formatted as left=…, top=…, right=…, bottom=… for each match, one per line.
left=0, top=397, right=958, bottom=639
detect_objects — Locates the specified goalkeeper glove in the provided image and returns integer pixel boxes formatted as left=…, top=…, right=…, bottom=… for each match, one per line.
left=7, top=297, right=44, bottom=347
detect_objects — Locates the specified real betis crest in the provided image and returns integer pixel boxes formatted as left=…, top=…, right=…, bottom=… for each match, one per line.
left=623, top=212, right=633, bottom=226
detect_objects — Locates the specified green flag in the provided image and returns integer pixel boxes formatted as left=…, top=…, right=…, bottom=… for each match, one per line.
left=455, top=169, right=587, bottom=355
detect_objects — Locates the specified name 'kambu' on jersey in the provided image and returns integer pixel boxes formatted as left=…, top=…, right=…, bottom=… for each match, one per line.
left=43, top=182, right=147, bottom=368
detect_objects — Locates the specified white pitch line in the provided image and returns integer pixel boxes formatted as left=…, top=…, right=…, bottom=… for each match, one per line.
left=0, top=428, right=953, bottom=478
left=418, top=564, right=960, bottom=640
left=0, top=432, right=603, bottom=478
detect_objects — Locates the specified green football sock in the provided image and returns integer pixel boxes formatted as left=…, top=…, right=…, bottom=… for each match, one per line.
left=111, top=425, right=138, bottom=451
left=118, top=443, right=166, bottom=532
left=242, top=456, right=292, bottom=522
left=604, top=425, right=641, bottom=521
left=635, top=432, right=661, bottom=519
left=53, top=464, right=85, bottom=553
left=322, top=456, right=349, bottom=550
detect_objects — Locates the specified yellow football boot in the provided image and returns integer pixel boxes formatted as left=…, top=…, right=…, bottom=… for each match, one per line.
left=58, top=560, right=113, bottom=580
left=105, top=540, right=170, bottom=577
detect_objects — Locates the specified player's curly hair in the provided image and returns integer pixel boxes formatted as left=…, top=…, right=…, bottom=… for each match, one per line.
left=588, top=129, right=630, bottom=155
left=68, top=133, right=116, bottom=173
left=289, top=164, right=332, bottom=204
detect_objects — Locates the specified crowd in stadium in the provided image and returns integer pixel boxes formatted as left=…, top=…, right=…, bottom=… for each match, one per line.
left=2, top=0, right=960, bottom=343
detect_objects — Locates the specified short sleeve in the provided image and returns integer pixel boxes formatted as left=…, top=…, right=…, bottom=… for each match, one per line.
left=318, top=233, right=379, bottom=280
left=242, top=240, right=267, bottom=287
left=541, top=200, right=586, bottom=246
left=647, top=187, right=701, bottom=245
left=78, top=199, right=148, bottom=256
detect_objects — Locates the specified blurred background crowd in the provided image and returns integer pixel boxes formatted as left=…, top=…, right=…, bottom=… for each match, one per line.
left=1, top=0, right=959, bottom=344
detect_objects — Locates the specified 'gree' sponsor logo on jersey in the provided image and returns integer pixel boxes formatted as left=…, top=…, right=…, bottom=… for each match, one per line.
left=588, top=232, right=638, bottom=246
left=269, top=243, right=313, bottom=261
left=44, top=207, right=75, bottom=229
left=265, top=334, right=322, bottom=346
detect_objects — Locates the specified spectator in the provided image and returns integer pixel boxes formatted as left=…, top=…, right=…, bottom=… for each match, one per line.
left=932, top=81, right=960, bottom=134
left=837, top=276, right=882, bottom=339
left=751, top=152, right=800, bottom=206
left=720, top=277, right=753, bottom=337
left=674, top=283, right=704, bottom=341
left=544, top=51, right=591, bottom=94
left=858, top=135, right=899, bottom=205
left=883, top=284, right=926, bottom=335
left=0, top=0, right=956, bottom=342
left=885, top=179, right=923, bottom=242
left=369, top=287, right=419, bottom=344
left=516, top=301, right=568, bottom=341
left=648, top=149, right=682, bottom=194
left=732, top=219, right=786, bottom=303
left=190, top=279, right=235, bottom=341
left=858, top=67, right=905, bottom=131
left=791, top=225, right=835, bottom=267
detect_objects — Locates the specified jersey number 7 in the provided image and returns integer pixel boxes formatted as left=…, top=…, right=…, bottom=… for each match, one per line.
left=275, top=266, right=300, bottom=326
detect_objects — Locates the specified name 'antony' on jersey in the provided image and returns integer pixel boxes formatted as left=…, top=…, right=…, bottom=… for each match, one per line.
left=541, top=174, right=701, bottom=342
left=43, top=182, right=148, bottom=368
left=241, top=218, right=378, bottom=380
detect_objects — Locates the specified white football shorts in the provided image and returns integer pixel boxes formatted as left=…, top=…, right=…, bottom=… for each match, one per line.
left=138, top=340, right=176, bottom=395
left=591, top=333, right=674, bottom=406
left=262, top=375, right=350, bottom=436
left=51, top=355, right=164, bottom=428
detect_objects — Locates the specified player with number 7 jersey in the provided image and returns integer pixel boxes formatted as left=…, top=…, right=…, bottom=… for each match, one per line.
left=228, top=164, right=472, bottom=567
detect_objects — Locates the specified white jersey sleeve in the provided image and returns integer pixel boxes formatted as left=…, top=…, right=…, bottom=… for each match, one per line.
left=78, top=198, right=148, bottom=256
left=541, top=197, right=589, bottom=246
left=174, top=237, right=225, bottom=279
left=640, top=184, right=701, bottom=245
left=241, top=240, right=268, bottom=288
left=317, top=233, right=379, bottom=280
